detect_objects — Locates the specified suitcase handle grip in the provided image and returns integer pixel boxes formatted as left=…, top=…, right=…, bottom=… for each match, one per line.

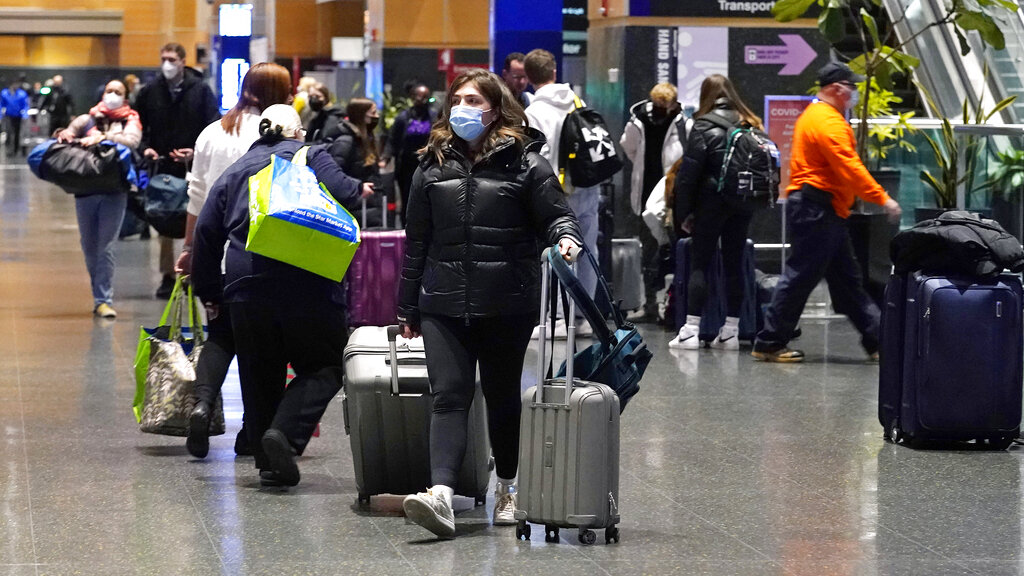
left=386, top=324, right=430, bottom=395
left=536, top=247, right=577, bottom=406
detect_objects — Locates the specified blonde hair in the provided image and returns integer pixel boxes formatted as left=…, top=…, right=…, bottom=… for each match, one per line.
left=649, top=83, right=678, bottom=107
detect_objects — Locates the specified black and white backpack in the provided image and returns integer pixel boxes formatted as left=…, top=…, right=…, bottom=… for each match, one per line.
left=558, top=95, right=623, bottom=188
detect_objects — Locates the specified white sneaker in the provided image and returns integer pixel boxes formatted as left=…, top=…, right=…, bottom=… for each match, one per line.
left=530, top=319, right=567, bottom=340
left=710, top=325, right=740, bottom=350
left=493, top=485, right=518, bottom=526
left=573, top=318, right=593, bottom=338
left=668, top=324, right=701, bottom=350
left=403, top=489, right=455, bottom=539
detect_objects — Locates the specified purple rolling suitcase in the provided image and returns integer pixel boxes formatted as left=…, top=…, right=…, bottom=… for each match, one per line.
left=879, top=272, right=1023, bottom=448
left=347, top=195, right=406, bottom=327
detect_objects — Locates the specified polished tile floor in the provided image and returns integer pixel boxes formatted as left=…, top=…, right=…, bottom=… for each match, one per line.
left=3, top=160, right=1024, bottom=576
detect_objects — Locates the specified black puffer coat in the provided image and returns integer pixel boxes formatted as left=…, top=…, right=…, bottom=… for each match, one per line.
left=398, top=133, right=583, bottom=326
left=672, top=98, right=745, bottom=235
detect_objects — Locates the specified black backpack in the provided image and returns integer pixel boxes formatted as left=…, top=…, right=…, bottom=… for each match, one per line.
left=701, top=114, right=781, bottom=204
left=558, top=95, right=623, bottom=188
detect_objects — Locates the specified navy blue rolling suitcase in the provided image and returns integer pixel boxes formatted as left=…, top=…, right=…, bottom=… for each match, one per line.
left=879, top=272, right=1023, bottom=448
left=673, top=238, right=758, bottom=342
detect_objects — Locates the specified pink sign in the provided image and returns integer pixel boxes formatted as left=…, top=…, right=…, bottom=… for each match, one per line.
left=765, top=96, right=814, bottom=191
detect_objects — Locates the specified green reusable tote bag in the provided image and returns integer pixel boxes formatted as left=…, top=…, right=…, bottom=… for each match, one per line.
left=246, top=146, right=361, bottom=281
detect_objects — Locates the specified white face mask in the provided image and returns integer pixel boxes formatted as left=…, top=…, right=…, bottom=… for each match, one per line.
left=161, top=60, right=182, bottom=81
left=103, top=92, right=124, bottom=109
left=848, top=89, right=860, bottom=110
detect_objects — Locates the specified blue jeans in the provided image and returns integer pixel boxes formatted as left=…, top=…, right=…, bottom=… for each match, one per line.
left=756, top=193, right=880, bottom=351
left=561, top=185, right=600, bottom=318
left=75, top=193, right=126, bottom=306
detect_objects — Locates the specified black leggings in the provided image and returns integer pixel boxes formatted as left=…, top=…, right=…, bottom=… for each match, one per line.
left=420, top=313, right=535, bottom=487
left=688, top=193, right=754, bottom=318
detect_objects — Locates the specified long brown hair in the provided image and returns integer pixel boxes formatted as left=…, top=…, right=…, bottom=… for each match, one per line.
left=420, top=68, right=526, bottom=164
left=221, top=63, right=292, bottom=135
left=346, top=97, right=378, bottom=166
left=696, top=74, right=763, bottom=130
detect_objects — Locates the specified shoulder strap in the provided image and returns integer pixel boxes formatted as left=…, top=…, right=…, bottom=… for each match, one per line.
left=291, top=145, right=310, bottom=166
left=699, top=113, right=737, bottom=134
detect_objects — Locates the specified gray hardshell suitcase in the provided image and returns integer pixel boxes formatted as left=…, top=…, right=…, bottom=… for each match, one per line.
left=342, top=325, right=490, bottom=505
left=515, top=248, right=621, bottom=545
left=611, top=237, right=644, bottom=311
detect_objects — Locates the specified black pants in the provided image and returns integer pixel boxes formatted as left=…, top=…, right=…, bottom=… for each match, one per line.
left=756, top=193, right=880, bottom=351
left=396, top=159, right=416, bottom=226
left=194, top=306, right=235, bottom=409
left=420, top=313, right=535, bottom=488
left=230, top=299, right=348, bottom=470
left=688, top=193, right=754, bottom=317
left=6, top=116, right=21, bottom=154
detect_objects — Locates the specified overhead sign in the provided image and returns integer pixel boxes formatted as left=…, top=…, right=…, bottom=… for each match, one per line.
left=655, top=28, right=677, bottom=85
left=744, top=34, right=817, bottom=75
left=632, top=0, right=779, bottom=17
left=765, top=95, right=815, bottom=190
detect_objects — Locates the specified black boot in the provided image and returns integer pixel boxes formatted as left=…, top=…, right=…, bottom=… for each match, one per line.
left=234, top=425, right=252, bottom=456
left=261, top=429, right=300, bottom=486
left=186, top=401, right=211, bottom=458
left=155, top=275, right=175, bottom=299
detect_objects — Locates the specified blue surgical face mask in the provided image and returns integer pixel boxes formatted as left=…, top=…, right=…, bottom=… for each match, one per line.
left=449, top=105, right=492, bottom=141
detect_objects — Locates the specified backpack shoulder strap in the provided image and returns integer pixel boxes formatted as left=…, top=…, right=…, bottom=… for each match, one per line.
left=291, top=145, right=311, bottom=166
left=699, top=112, right=736, bottom=134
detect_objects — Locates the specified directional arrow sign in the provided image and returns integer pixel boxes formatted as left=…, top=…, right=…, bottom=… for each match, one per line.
left=744, top=34, right=817, bottom=76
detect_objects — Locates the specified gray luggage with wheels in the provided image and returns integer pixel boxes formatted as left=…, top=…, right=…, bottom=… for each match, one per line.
left=611, top=238, right=644, bottom=312
left=342, top=325, right=491, bottom=505
left=515, top=248, right=621, bottom=545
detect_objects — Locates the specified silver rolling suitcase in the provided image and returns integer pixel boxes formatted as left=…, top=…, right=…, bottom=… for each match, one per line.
left=611, top=238, right=645, bottom=311
left=342, top=325, right=491, bottom=506
left=515, top=248, right=621, bottom=545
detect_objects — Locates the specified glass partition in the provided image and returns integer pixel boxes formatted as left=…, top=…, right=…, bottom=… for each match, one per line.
left=853, top=119, right=1024, bottom=239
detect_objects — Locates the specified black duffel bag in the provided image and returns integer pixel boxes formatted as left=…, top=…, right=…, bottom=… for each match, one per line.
left=144, top=160, right=188, bottom=239
left=38, top=142, right=124, bottom=194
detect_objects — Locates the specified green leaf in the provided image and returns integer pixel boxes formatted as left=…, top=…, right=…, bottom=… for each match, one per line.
left=818, top=6, right=845, bottom=43
left=956, top=12, right=1006, bottom=50
left=984, top=96, right=1018, bottom=122
left=954, top=27, right=971, bottom=56
left=772, top=0, right=819, bottom=21
left=861, top=9, right=882, bottom=48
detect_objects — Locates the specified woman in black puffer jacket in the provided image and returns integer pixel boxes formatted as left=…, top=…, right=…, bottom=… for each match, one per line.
left=397, top=68, right=582, bottom=539
left=670, top=74, right=764, bottom=351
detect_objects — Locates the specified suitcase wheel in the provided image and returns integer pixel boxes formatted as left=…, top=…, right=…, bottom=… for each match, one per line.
left=357, top=493, right=371, bottom=506
left=578, top=529, right=596, bottom=546
left=544, top=525, right=560, bottom=543
left=516, top=520, right=531, bottom=540
left=605, top=525, right=620, bottom=544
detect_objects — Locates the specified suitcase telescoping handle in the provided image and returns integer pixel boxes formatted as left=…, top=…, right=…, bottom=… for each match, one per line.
left=536, top=244, right=582, bottom=406
left=386, top=324, right=430, bottom=396
left=361, top=192, right=389, bottom=230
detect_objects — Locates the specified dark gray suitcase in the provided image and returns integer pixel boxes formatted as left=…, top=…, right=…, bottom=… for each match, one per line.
left=611, top=238, right=644, bottom=312
left=515, top=248, right=621, bottom=545
left=342, top=325, right=491, bottom=505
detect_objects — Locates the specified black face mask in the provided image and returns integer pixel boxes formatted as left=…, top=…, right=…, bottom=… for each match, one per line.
left=366, top=117, right=380, bottom=131
left=309, top=97, right=325, bottom=112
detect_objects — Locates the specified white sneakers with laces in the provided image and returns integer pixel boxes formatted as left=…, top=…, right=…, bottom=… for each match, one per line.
left=669, top=323, right=701, bottom=350
left=402, top=487, right=455, bottom=539
left=669, top=317, right=741, bottom=351
left=493, top=481, right=518, bottom=526
left=710, top=323, right=739, bottom=350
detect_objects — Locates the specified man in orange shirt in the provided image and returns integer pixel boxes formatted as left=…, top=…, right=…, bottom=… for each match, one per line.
left=752, top=62, right=902, bottom=362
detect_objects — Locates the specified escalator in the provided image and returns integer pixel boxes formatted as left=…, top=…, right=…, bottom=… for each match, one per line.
left=881, top=0, right=1023, bottom=123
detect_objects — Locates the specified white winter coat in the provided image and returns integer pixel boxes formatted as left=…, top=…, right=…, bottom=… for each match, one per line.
left=619, top=100, right=690, bottom=215
left=525, top=82, right=603, bottom=194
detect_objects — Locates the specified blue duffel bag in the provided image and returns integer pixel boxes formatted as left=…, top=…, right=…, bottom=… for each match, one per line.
left=547, top=245, right=651, bottom=412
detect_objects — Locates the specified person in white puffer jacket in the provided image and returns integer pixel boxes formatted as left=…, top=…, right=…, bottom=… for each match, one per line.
left=523, top=48, right=600, bottom=339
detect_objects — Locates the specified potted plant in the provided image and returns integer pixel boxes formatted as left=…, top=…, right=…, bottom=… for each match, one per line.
left=772, top=0, right=1015, bottom=162
left=987, top=148, right=1024, bottom=238
left=915, top=79, right=1016, bottom=221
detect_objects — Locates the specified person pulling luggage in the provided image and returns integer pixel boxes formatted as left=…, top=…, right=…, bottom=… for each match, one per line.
left=396, top=69, right=583, bottom=539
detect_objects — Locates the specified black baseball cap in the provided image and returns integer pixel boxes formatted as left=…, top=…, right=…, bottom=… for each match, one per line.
left=818, top=62, right=864, bottom=86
